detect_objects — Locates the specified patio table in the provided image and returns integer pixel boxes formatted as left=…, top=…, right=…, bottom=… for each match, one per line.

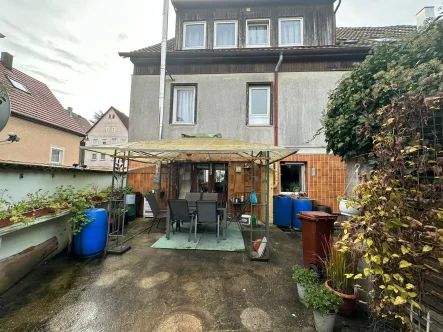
left=166, top=205, right=227, bottom=241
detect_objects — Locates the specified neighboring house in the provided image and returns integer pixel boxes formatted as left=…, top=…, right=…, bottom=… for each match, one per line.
left=84, top=107, right=129, bottom=169
left=120, top=0, right=429, bottom=211
left=69, top=108, right=92, bottom=134
left=0, top=52, right=85, bottom=166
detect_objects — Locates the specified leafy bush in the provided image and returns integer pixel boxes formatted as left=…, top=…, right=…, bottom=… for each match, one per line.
left=305, top=284, right=343, bottom=314
left=292, top=264, right=318, bottom=287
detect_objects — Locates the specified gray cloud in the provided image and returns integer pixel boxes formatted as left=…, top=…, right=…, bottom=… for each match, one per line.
left=52, top=88, right=73, bottom=96
left=26, top=69, right=68, bottom=85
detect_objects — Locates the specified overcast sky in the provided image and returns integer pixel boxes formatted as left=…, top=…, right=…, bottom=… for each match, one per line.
left=0, top=0, right=441, bottom=121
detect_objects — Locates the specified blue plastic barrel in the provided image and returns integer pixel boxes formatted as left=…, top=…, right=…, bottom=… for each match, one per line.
left=73, top=208, right=108, bottom=258
left=292, top=199, right=313, bottom=229
left=273, top=195, right=292, bottom=226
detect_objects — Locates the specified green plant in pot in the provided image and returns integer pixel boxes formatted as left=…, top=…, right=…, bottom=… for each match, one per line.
left=292, top=264, right=318, bottom=307
left=305, top=284, right=343, bottom=332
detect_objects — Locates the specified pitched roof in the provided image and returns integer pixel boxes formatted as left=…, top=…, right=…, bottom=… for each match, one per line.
left=336, top=25, right=417, bottom=43
left=0, top=62, right=84, bottom=136
left=71, top=112, right=92, bottom=134
left=86, top=106, right=129, bottom=134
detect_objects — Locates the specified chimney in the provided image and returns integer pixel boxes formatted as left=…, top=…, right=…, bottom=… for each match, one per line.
left=1, top=52, right=13, bottom=71
left=67, top=106, right=73, bottom=117
left=416, top=7, right=436, bottom=30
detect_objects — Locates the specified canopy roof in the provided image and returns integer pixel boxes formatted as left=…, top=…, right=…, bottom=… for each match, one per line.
left=82, top=136, right=297, bottom=164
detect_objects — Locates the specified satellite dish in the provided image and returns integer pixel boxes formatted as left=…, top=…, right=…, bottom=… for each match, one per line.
left=0, top=92, right=11, bottom=132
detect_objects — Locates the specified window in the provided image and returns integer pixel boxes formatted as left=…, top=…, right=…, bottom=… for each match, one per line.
left=102, top=139, right=107, bottom=145
left=91, top=153, right=97, bottom=161
left=8, top=76, right=29, bottom=93
left=106, top=126, right=110, bottom=132
left=246, top=19, right=270, bottom=47
left=100, top=153, right=106, bottom=161
left=112, top=126, right=116, bottom=132
left=111, top=138, right=117, bottom=144
left=214, top=20, right=238, bottom=48
left=183, top=22, right=206, bottom=49
left=121, top=138, right=127, bottom=143
left=172, top=85, right=196, bottom=124
left=248, top=85, right=271, bottom=126
left=92, top=138, right=98, bottom=146
left=50, top=147, right=64, bottom=164
left=279, top=18, right=303, bottom=46
left=280, top=163, right=305, bottom=193
left=108, top=114, right=115, bottom=119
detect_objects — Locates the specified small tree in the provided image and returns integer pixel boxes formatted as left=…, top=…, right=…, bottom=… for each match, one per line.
left=90, top=110, right=104, bottom=124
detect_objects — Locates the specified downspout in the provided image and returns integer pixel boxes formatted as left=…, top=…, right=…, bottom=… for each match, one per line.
left=333, top=0, right=342, bottom=44
left=273, top=52, right=283, bottom=146
left=158, top=0, right=170, bottom=140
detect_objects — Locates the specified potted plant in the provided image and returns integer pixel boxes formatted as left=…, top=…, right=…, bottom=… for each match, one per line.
left=305, top=284, right=343, bottom=332
left=323, top=240, right=361, bottom=317
left=292, top=264, right=318, bottom=307
left=338, top=196, right=361, bottom=216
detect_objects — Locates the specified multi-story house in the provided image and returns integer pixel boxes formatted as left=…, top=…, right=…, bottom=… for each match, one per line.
left=120, top=0, right=422, bottom=211
left=84, top=107, right=129, bottom=169
left=0, top=52, right=86, bottom=166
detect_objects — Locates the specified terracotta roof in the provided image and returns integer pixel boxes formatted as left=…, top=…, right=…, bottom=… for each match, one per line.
left=71, top=112, right=92, bottom=134
left=336, top=25, right=417, bottom=42
left=86, top=106, right=129, bottom=134
left=0, top=62, right=84, bottom=136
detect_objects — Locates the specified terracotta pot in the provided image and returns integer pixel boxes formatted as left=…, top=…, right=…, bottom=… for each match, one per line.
left=28, top=208, right=51, bottom=219
left=0, top=218, right=13, bottom=228
left=325, top=280, right=359, bottom=317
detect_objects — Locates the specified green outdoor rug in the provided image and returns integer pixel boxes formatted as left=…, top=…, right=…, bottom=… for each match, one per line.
left=151, top=223, right=245, bottom=252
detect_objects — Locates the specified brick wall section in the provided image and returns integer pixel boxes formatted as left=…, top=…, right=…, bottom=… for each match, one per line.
left=283, top=154, right=346, bottom=212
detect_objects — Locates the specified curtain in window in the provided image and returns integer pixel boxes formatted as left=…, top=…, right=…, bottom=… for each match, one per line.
left=185, top=24, right=204, bottom=48
left=51, top=150, right=61, bottom=163
left=248, top=25, right=268, bottom=45
left=176, top=89, right=194, bottom=123
left=216, top=23, right=235, bottom=46
left=281, top=20, right=301, bottom=45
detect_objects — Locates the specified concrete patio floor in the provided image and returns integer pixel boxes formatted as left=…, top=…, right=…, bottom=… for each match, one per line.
left=0, top=218, right=369, bottom=332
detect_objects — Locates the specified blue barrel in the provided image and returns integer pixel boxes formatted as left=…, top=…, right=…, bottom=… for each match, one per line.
left=74, top=208, right=108, bottom=258
left=292, top=199, right=313, bottom=229
left=273, top=195, right=292, bottom=226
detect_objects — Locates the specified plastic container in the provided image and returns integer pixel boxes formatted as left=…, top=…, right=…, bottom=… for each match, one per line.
left=273, top=195, right=292, bottom=226
left=73, top=208, right=108, bottom=258
left=125, top=194, right=136, bottom=205
left=292, top=199, right=313, bottom=229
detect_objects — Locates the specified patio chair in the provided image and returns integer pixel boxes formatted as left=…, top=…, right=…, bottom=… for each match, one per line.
left=185, top=192, right=201, bottom=214
left=145, top=194, right=167, bottom=234
left=194, top=200, right=220, bottom=243
left=168, top=199, right=195, bottom=242
left=202, top=193, right=219, bottom=205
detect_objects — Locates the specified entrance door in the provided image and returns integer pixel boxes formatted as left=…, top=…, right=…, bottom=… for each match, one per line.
left=191, top=163, right=228, bottom=203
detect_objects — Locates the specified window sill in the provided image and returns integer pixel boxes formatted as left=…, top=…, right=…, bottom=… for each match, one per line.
left=213, top=45, right=238, bottom=49
left=246, top=125, right=273, bottom=128
left=246, top=45, right=271, bottom=48
left=183, top=46, right=206, bottom=50
left=279, top=43, right=304, bottom=47
left=171, top=123, right=196, bottom=126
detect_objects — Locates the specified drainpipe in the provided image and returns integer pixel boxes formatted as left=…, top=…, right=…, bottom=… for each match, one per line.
left=274, top=52, right=283, bottom=146
left=158, top=0, right=169, bottom=141
left=333, top=0, right=342, bottom=43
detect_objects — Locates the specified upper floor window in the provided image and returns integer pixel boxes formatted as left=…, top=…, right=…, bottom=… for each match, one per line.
left=106, top=126, right=110, bottom=132
left=183, top=21, right=206, bottom=49
left=214, top=20, right=238, bottom=48
left=279, top=18, right=303, bottom=46
left=102, top=139, right=107, bottom=145
left=111, top=138, right=117, bottom=144
left=248, top=84, right=271, bottom=126
left=246, top=19, right=270, bottom=48
left=172, top=85, right=196, bottom=125
left=92, top=138, right=98, bottom=146
left=112, top=126, right=116, bottom=132
left=50, top=146, right=64, bottom=165
left=109, top=114, right=115, bottom=119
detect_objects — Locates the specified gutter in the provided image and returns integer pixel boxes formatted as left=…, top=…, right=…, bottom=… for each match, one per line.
left=274, top=52, right=283, bottom=146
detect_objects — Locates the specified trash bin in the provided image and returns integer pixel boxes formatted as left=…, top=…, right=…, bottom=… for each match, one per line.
left=125, top=194, right=136, bottom=222
left=297, top=211, right=337, bottom=273
left=135, top=192, right=143, bottom=217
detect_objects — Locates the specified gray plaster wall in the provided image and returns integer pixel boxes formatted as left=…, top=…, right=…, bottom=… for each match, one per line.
left=129, top=71, right=348, bottom=147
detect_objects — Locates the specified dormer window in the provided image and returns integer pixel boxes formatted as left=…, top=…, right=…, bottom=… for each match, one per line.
left=279, top=18, right=303, bottom=46
left=246, top=19, right=270, bottom=48
left=183, top=21, right=206, bottom=49
left=214, top=20, right=238, bottom=48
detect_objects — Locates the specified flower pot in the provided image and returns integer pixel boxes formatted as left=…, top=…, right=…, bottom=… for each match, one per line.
left=0, top=218, right=13, bottom=228
left=313, top=311, right=336, bottom=332
left=30, top=208, right=51, bottom=218
left=325, top=280, right=359, bottom=317
left=297, top=284, right=308, bottom=307
left=339, top=199, right=361, bottom=216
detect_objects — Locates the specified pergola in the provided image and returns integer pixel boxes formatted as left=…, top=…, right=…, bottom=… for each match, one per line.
left=82, top=135, right=298, bottom=261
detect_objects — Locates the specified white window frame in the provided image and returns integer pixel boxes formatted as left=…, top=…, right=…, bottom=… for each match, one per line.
left=100, top=153, right=106, bottom=161
left=91, top=153, right=97, bottom=161
left=106, top=126, right=110, bottom=132
left=111, top=138, right=117, bottom=144
left=112, top=126, right=116, bottom=132
left=279, top=17, right=304, bottom=47
left=248, top=85, right=271, bottom=126
left=92, top=138, right=98, bottom=146
left=183, top=21, right=207, bottom=50
left=50, top=146, right=64, bottom=165
left=102, top=139, right=107, bottom=145
left=214, top=20, right=238, bottom=49
left=280, top=163, right=306, bottom=194
left=246, top=19, right=271, bottom=48
left=172, top=86, right=196, bottom=125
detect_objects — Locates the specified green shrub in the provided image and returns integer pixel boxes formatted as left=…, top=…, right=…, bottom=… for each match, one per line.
left=305, top=284, right=343, bottom=314
left=292, top=265, right=318, bottom=287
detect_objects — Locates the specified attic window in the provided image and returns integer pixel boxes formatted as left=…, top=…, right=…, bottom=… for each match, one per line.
left=8, top=77, right=29, bottom=93
left=183, top=21, right=206, bottom=49
left=279, top=18, right=303, bottom=46
left=246, top=19, right=270, bottom=48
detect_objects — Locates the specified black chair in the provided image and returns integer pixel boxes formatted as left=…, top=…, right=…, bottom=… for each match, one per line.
left=145, top=194, right=167, bottom=233
left=195, top=200, right=220, bottom=243
left=185, top=192, right=201, bottom=214
left=202, top=193, right=219, bottom=205
left=168, top=199, right=195, bottom=242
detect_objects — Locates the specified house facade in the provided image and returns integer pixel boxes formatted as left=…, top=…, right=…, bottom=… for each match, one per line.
left=0, top=52, right=85, bottom=166
left=121, top=0, right=416, bottom=212
left=84, top=107, right=129, bottom=169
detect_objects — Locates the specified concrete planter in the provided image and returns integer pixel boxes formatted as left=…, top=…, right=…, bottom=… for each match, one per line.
left=339, top=199, right=361, bottom=216
left=297, top=284, right=308, bottom=307
left=313, top=311, right=336, bottom=332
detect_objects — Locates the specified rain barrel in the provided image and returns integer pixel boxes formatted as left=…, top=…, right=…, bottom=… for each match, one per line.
left=273, top=195, right=292, bottom=226
left=74, top=208, right=108, bottom=258
left=292, top=199, right=313, bottom=229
